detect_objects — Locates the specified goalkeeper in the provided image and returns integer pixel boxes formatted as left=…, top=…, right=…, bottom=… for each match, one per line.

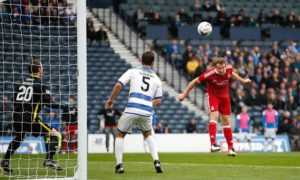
left=1, top=59, right=63, bottom=173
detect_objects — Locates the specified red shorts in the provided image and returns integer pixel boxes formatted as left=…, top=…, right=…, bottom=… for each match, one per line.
left=206, top=94, right=231, bottom=115
left=65, top=124, right=78, bottom=135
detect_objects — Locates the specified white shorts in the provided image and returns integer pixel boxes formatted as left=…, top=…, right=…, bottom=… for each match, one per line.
left=237, top=132, right=251, bottom=141
left=117, top=113, right=152, bottom=134
left=264, top=128, right=276, bottom=139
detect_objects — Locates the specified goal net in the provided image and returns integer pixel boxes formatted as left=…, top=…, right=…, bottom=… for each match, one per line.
left=0, top=0, right=86, bottom=179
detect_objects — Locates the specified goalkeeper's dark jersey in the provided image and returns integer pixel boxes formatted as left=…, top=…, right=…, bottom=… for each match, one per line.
left=13, top=75, right=52, bottom=123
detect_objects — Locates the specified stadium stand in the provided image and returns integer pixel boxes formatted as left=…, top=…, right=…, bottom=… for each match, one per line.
left=178, top=25, right=221, bottom=40
left=270, top=28, right=300, bottom=41
left=145, top=25, right=169, bottom=39
left=118, top=0, right=300, bottom=40
left=229, top=27, right=261, bottom=41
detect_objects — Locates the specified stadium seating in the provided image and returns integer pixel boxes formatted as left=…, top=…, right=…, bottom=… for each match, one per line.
left=270, top=28, right=300, bottom=41
left=230, top=27, right=261, bottom=41
left=119, top=0, right=300, bottom=41
left=145, top=25, right=169, bottom=39
left=178, top=25, right=221, bottom=40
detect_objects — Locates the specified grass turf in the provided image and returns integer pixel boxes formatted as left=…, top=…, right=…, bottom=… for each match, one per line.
left=90, top=152, right=300, bottom=180
left=1, top=152, right=300, bottom=179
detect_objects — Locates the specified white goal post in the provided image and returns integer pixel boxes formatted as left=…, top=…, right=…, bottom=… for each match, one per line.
left=76, top=0, right=87, bottom=179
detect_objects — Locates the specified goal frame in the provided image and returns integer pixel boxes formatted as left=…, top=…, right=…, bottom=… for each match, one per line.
left=76, top=0, right=87, bottom=179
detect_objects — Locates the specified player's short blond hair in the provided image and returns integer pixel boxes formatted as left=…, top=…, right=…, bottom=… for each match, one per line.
left=213, top=57, right=226, bottom=66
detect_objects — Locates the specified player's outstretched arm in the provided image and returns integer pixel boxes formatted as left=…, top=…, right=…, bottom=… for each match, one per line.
left=231, top=72, right=251, bottom=84
left=178, top=77, right=200, bottom=101
left=106, top=82, right=123, bottom=109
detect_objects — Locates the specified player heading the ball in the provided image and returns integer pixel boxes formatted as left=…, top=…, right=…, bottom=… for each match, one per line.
left=178, top=57, right=251, bottom=156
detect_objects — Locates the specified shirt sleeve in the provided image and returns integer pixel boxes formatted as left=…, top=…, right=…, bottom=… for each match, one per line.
left=117, top=69, right=131, bottom=87
left=227, top=65, right=233, bottom=75
left=154, top=80, right=163, bottom=99
left=198, top=73, right=206, bottom=83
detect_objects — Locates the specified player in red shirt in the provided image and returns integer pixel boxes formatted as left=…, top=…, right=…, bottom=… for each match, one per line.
left=178, top=57, right=251, bottom=156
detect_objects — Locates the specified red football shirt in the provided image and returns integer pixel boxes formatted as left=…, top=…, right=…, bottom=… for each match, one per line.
left=198, top=65, right=233, bottom=97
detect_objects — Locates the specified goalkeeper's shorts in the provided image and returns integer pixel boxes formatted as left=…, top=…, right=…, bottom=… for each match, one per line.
left=13, top=112, right=51, bottom=137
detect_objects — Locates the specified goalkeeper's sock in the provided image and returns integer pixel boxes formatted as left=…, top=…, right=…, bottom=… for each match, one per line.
left=4, top=134, right=25, bottom=160
left=145, top=135, right=159, bottom=161
left=46, top=136, right=58, bottom=160
left=209, top=120, right=217, bottom=145
left=223, top=126, right=233, bottom=150
left=115, top=138, right=124, bottom=165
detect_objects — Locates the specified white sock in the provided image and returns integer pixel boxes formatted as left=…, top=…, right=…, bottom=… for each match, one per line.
left=143, top=139, right=148, bottom=152
left=115, top=138, right=124, bottom=165
left=145, top=135, right=159, bottom=161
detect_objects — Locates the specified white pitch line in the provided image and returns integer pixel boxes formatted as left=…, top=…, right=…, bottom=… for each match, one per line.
left=91, top=161, right=300, bottom=170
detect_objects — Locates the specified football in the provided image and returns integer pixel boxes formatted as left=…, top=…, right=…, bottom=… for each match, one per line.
left=197, top=21, right=212, bottom=37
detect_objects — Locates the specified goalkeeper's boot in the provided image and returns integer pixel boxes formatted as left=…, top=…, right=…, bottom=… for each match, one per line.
left=227, top=148, right=237, bottom=157
left=154, top=160, right=163, bottom=173
left=115, top=164, right=125, bottom=174
left=210, top=144, right=221, bottom=152
left=1, top=159, right=13, bottom=173
left=43, top=160, right=63, bottom=171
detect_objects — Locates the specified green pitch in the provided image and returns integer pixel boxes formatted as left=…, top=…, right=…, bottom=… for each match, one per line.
left=92, top=153, right=300, bottom=180
left=1, top=153, right=300, bottom=179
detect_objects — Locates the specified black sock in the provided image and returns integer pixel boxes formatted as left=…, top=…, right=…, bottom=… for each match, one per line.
left=4, top=133, right=25, bottom=160
left=46, top=136, right=58, bottom=160
left=44, top=136, right=49, bottom=153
